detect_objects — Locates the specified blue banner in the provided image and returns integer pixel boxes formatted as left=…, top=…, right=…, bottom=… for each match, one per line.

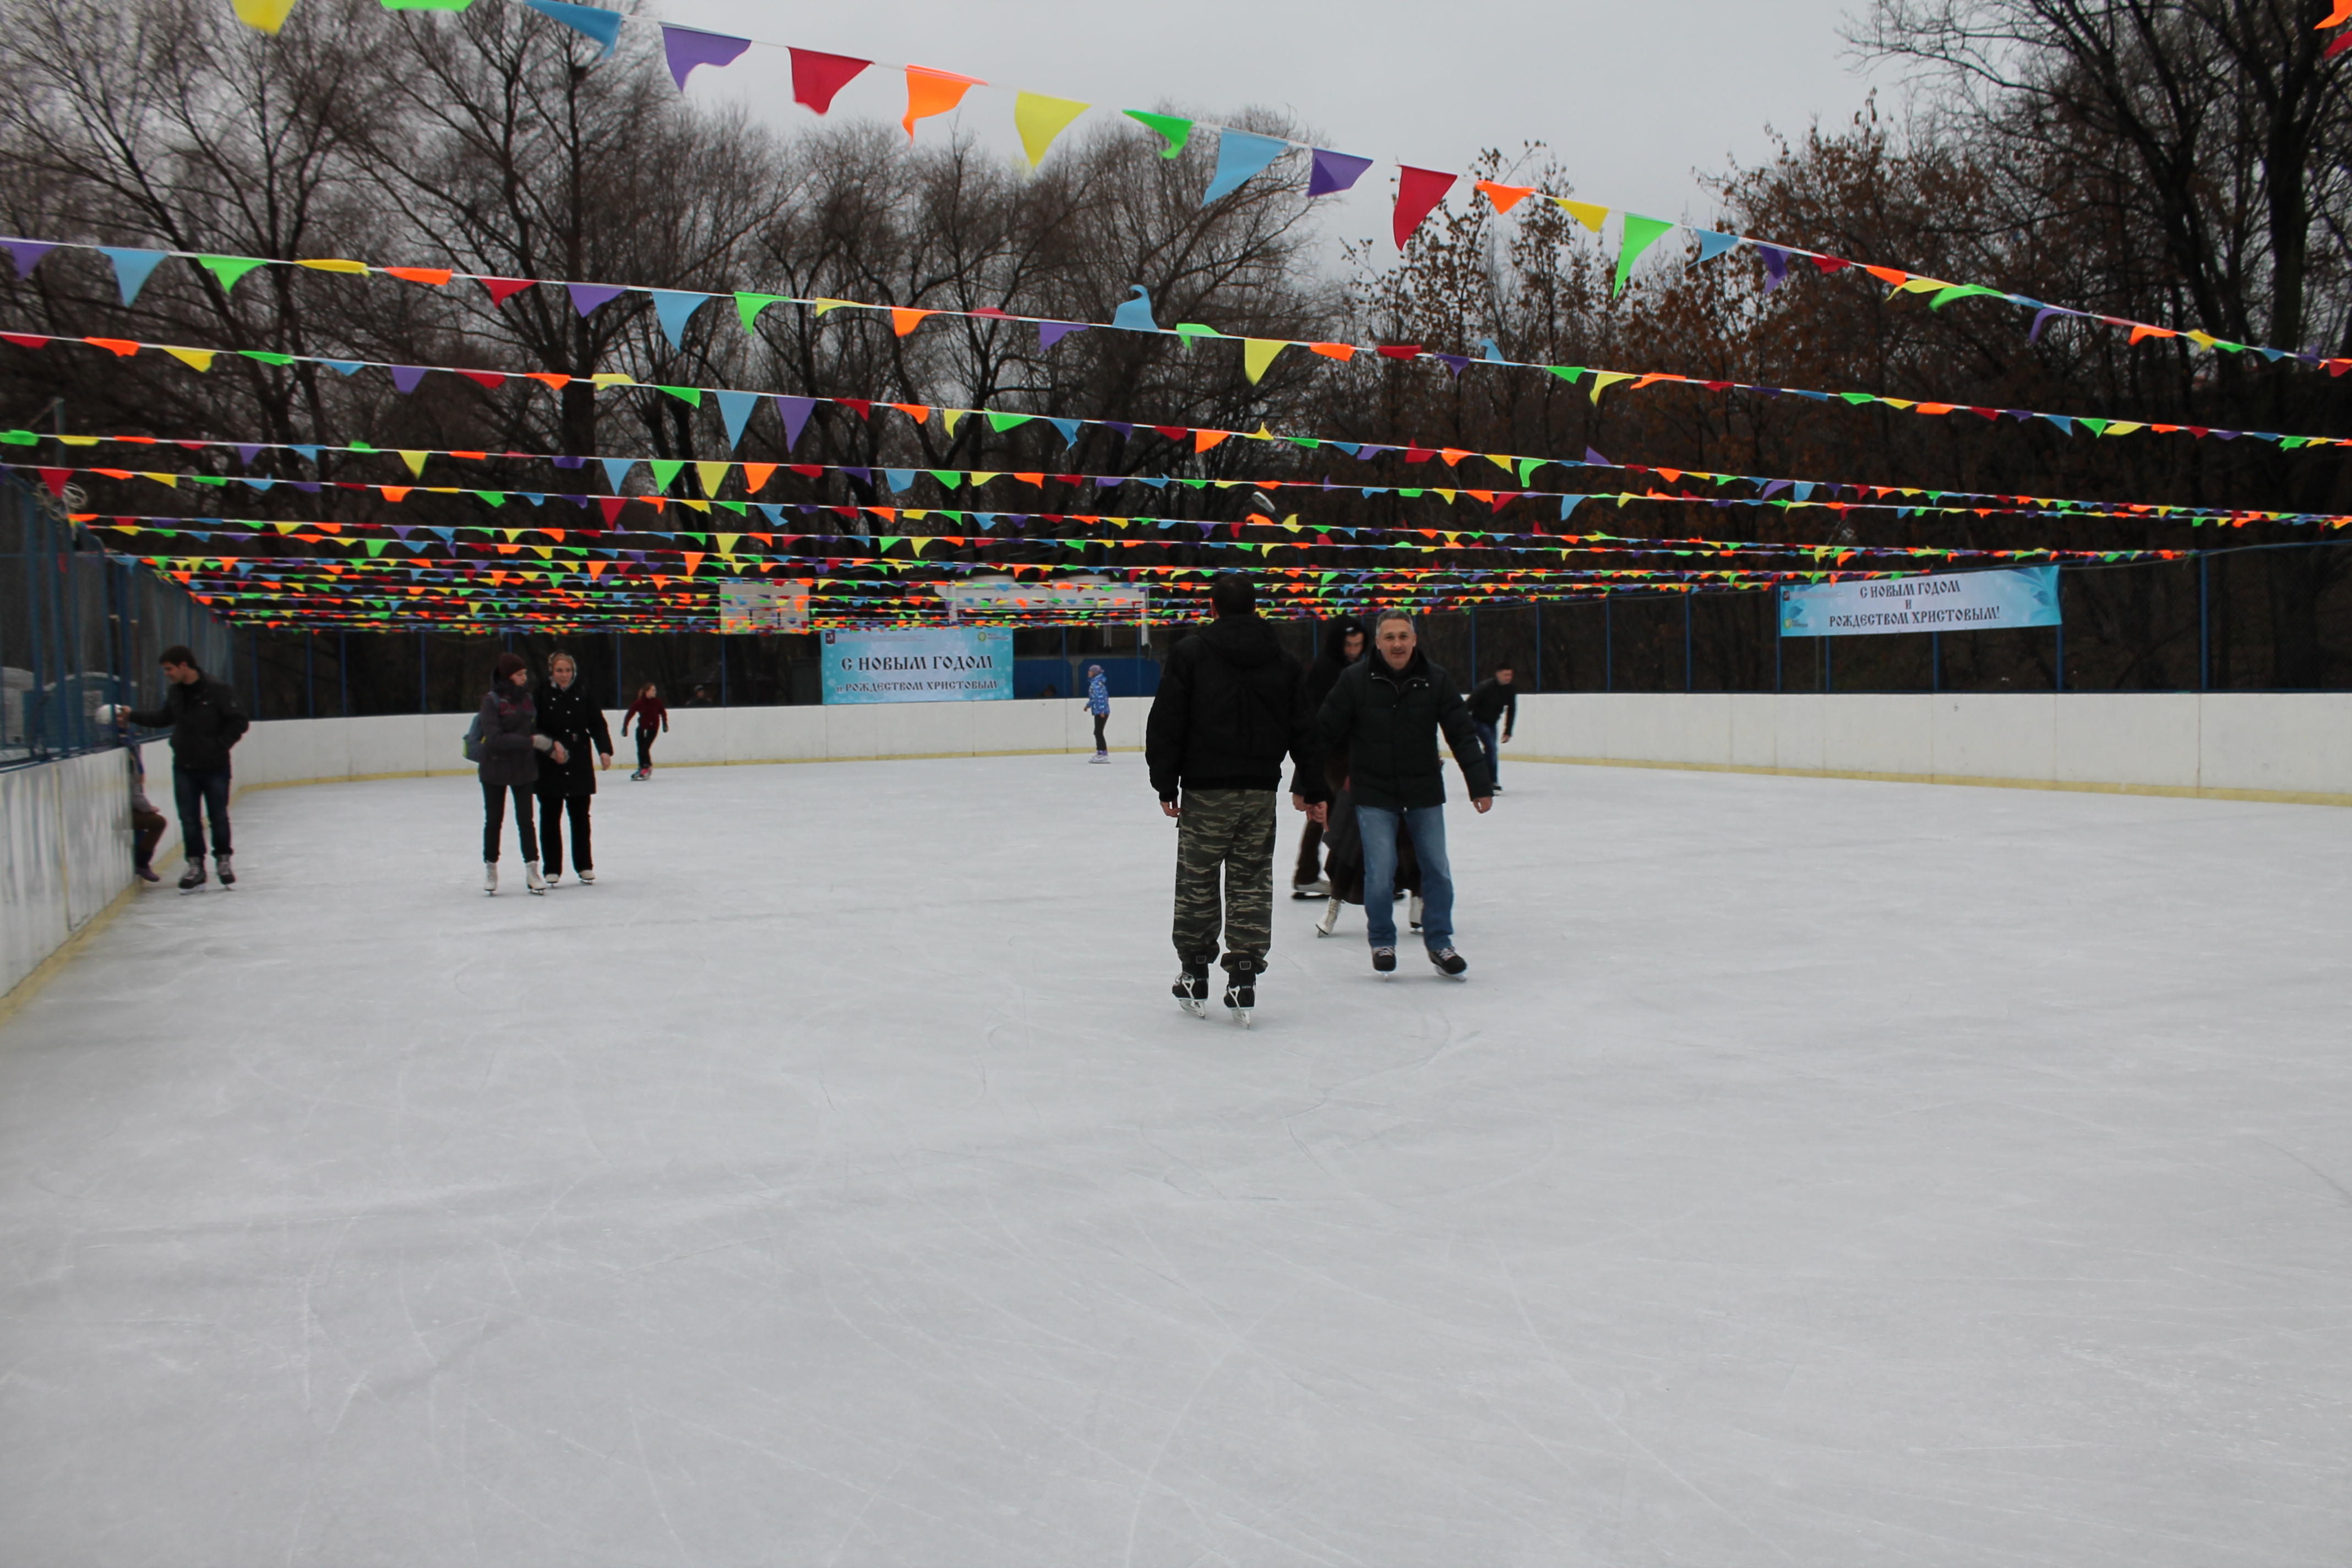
left=820, top=628, right=1014, bottom=704
left=1780, top=566, right=2061, bottom=637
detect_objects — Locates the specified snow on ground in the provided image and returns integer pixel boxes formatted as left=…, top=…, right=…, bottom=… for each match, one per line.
left=1, top=751, right=2346, bottom=1566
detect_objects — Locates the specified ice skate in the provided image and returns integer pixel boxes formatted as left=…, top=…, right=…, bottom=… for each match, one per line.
left=482, top=862, right=498, bottom=894
left=134, top=865, right=160, bottom=884
left=1090, top=750, right=1109, bottom=763
left=1429, top=946, right=1468, bottom=978
left=177, top=862, right=206, bottom=891
left=524, top=859, right=548, bottom=895
left=1315, top=896, right=1342, bottom=937
left=214, top=854, right=235, bottom=887
left=1407, top=892, right=1423, bottom=932
left=1172, top=961, right=1210, bottom=1017
left=1291, top=878, right=1330, bottom=901
left=578, top=868, right=595, bottom=884
left=1222, top=961, right=1258, bottom=1027
left=1371, top=946, right=1396, bottom=975
left=545, top=869, right=561, bottom=886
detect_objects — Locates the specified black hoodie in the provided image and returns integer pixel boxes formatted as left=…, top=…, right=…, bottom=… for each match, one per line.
left=1145, top=613, right=1327, bottom=801
left=1300, top=616, right=1366, bottom=714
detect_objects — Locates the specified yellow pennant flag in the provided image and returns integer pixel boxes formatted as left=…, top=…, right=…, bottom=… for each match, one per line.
left=163, top=347, right=215, bottom=372
left=1587, top=371, right=1634, bottom=405
left=399, top=450, right=429, bottom=476
left=232, top=0, right=300, bottom=32
left=1553, top=198, right=1609, bottom=233
left=1242, top=339, right=1287, bottom=384
left=695, top=461, right=731, bottom=497
left=1014, top=92, right=1090, bottom=168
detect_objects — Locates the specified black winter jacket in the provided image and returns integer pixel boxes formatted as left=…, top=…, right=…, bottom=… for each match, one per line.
left=1300, top=617, right=1366, bottom=715
left=475, top=685, right=542, bottom=790
left=124, top=676, right=248, bottom=772
left=1145, top=613, right=1327, bottom=801
left=534, top=679, right=614, bottom=797
left=1316, top=650, right=1491, bottom=810
left=1467, top=677, right=1518, bottom=731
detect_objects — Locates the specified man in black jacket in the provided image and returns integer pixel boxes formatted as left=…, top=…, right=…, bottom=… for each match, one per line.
left=1466, top=665, right=1518, bottom=794
left=534, top=650, right=614, bottom=885
left=1145, top=574, right=1328, bottom=1021
left=102, top=645, right=249, bottom=891
left=1291, top=617, right=1365, bottom=897
left=1316, top=611, right=1491, bottom=977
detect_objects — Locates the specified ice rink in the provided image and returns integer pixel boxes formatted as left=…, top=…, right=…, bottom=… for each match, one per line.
left=2, top=751, right=2346, bottom=1566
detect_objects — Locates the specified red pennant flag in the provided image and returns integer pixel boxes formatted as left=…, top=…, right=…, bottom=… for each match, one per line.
left=1376, top=344, right=1422, bottom=360
left=479, top=277, right=533, bottom=306
left=36, top=467, right=69, bottom=497
left=838, top=398, right=872, bottom=420
left=597, top=497, right=627, bottom=526
left=1393, top=166, right=1456, bottom=248
left=790, top=48, right=870, bottom=114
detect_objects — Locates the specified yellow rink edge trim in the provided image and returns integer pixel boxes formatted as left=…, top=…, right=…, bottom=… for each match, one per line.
left=1511, top=753, right=2352, bottom=808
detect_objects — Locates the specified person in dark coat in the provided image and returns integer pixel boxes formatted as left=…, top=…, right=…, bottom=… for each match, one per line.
left=1291, top=616, right=1365, bottom=897
left=1144, top=573, right=1329, bottom=1020
left=1466, top=665, right=1518, bottom=793
left=1316, top=610, right=1491, bottom=976
left=477, top=651, right=560, bottom=895
left=100, top=644, right=249, bottom=891
left=533, top=650, right=613, bottom=885
left=622, top=683, right=667, bottom=779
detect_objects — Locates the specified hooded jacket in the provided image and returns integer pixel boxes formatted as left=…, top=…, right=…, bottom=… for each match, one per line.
left=475, top=684, right=542, bottom=790
left=535, top=678, right=613, bottom=797
left=124, top=674, right=248, bottom=772
left=1316, top=648, right=1491, bottom=811
left=1300, top=617, right=1366, bottom=715
left=1145, top=613, right=1327, bottom=801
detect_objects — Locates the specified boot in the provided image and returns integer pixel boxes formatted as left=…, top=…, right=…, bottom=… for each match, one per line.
left=524, top=859, right=548, bottom=895
left=1315, top=896, right=1342, bottom=937
left=1221, top=957, right=1259, bottom=1024
left=1172, top=960, right=1211, bottom=1017
left=214, top=854, right=235, bottom=887
left=578, top=867, right=595, bottom=884
left=177, top=861, right=206, bottom=891
left=1408, top=892, right=1423, bottom=931
left=482, top=862, right=498, bottom=894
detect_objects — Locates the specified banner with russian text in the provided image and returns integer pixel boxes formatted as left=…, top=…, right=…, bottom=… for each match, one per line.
left=1779, top=566, right=2061, bottom=637
left=820, top=627, right=1014, bottom=704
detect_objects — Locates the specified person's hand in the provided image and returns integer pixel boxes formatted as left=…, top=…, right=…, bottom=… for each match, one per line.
left=1308, top=800, right=1329, bottom=825
left=1472, top=796, right=1493, bottom=814
left=1290, top=792, right=1308, bottom=814
left=550, top=742, right=569, bottom=764
left=598, top=752, right=612, bottom=770
left=1161, top=799, right=1182, bottom=819
left=1501, top=733, right=1512, bottom=744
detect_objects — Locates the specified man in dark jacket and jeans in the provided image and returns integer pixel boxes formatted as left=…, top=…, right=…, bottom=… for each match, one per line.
left=102, top=645, right=249, bottom=891
left=1146, top=574, right=1328, bottom=1020
left=1317, top=611, right=1491, bottom=976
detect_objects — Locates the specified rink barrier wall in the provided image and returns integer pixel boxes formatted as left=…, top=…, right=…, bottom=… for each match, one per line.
left=1, top=749, right=137, bottom=1006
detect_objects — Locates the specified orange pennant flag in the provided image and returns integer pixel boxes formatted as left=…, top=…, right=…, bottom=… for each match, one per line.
left=903, top=67, right=982, bottom=139
left=741, top=463, right=778, bottom=492
left=891, top=308, right=934, bottom=337
left=1194, top=429, right=1231, bottom=453
left=1474, top=180, right=1534, bottom=213
left=1308, top=342, right=1355, bottom=361
left=383, top=266, right=452, bottom=286
left=891, top=402, right=931, bottom=423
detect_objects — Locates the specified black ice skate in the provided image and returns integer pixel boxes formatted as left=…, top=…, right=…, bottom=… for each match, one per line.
left=1371, top=946, right=1396, bottom=974
left=1222, top=959, right=1259, bottom=1027
left=214, top=854, right=235, bottom=887
left=1172, top=961, right=1211, bottom=1017
left=1429, top=946, right=1468, bottom=978
left=177, top=862, right=206, bottom=891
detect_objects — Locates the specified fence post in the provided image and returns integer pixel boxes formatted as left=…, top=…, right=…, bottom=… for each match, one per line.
left=305, top=633, right=315, bottom=718
left=1931, top=631, right=1940, bottom=694
left=1774, top=586, right=1783, bottom=692
left=719, top=636, right=729, bottom=707
left=1604, top=597, right=1613, bottom=693
left=1683, top=594, right=1692, bottom=692
left=1824, top=631, right=1833, bottom=693
left=1533, top=603, right=1543, bottom=692
left=1469, top=606, right=1479, bottom=682
left=2198, top=554, right=2209, bottom=691
left=418, top=631, right=428, bottom=714
left=339, top=630, right=349, bottom=717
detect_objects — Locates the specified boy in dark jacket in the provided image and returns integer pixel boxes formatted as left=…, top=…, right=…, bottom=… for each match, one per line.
left=101, top=645, right=249, bottom=890
left=1317, top=611, right=1491, bottom=977
left=1466, top=665, right=1518, bottom=793
left=1145, top=574, right=1328, bottom=1021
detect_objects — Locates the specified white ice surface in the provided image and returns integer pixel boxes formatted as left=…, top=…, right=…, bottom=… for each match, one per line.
left=2, top=754, right=2348, bottom=1566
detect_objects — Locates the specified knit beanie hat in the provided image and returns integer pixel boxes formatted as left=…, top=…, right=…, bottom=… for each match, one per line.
left=493, top=652, right=527, bottom=683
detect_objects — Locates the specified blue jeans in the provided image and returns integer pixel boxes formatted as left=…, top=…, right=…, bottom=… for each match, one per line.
left=172, top=765, right=232, bottom=861
left=1357, top=803, right=1453, bottom=950
left=1472, top=721, right=1501, bottom=786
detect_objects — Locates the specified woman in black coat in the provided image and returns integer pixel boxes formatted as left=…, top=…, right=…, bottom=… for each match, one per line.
left=533, top=650, right=614, bottom=886
left=478, top=651, right=559, bottom=894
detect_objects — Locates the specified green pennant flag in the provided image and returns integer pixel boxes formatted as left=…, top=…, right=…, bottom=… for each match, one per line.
left=986, top=412, right=1032, bottom=432
left=1614, top=214, right=1675, bottom=296
left=928, top=471, right=963, bottom=489
left=736, top=292, right=788, bottom=334
left=649, top=459, right=686, bottom=492
left=1928, top=284, right=2008, bottom=311
left=195, top=255, right=271, bottom=292
left=1125, top=111, right=1194, bottom=157
left=1546, top=366, right=1586, bottom=385
left=653, top=385, right=703, bottom=407
left=240, top=350, right=296, bottom=367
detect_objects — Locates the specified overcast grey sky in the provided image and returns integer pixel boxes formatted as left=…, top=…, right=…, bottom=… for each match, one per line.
left=660, top=0, right=1887, bottom=258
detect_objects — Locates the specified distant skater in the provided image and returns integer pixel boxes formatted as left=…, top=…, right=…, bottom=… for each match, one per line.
left=1086, top=663, right=1110, bottom=761
left=126, top=745, right=168, bottom=885
left=1145, top=573, right=1327, bottom=1024
left=1292, top=616, right=1365, bottom=899
left=534, top=651, right=613, bottom=886
left=477, top=652, right=561, bottom=894
left=1316, top=611, right=1491, bottom=977
left=622, top=683, right=667, bottom=780
left=1467, top=664, right=1518, bottom=794
left=99, top=645, right=249, bottom=891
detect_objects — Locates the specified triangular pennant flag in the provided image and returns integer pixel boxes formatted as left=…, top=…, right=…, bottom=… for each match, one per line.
left=775, top=395, right=816, bottom=451
left=390, top=366, right=429, bottom=393
left=1691, top=229, right=1740, bottom=264
left=1393, top=167, right=1456, bottom=248
left=1038, top=320, right=1088, bottom=350
left=903, top=66, right=982, bottom=139
left=1243, top=339, right=1288, bottom=384
left=194, top=255, right=270, bottom=291
left=480, top=276, right=533, bottom=306
left=649, top=459, right=686, bottom=493
left=715, top=388, right=759, bottom=449
left=1125, top=111, right=1193, bottom=157
left=1047, top=418, right=1081, bottom=446
left=601, top=458, right=635, bottom=491
left=1474, top=180, right=1534, bottom=213
left=890, top=307, right=933, bottom=336
left=1615, top=214, right=1675, bottom=295
left=568, top=282, right=627, bottom=316
left=735, top=292, right=786, bottom=334
left=1110, top=285, right=1158, bottom=333
left=1552, top=198, right=1608, bottom=233
left=694, top=461, right=731, bottom=497
left=660, top=24, right=750, bottom=90
left=1014, top=92, right=1089, bottom=167
left=521, top=0, right=620, bottom=57
left=790, top=48, right=869, bottom=113
left=649, top=289, right=710, bottom=348
left=1308, top=149, right=1372, bottom=198
left=1203, top=129, right=1287, bottom=204
left=4, top=241, right=53, bottom=278
left=231, top=0, right=300, bottom=32
left=398, top=449, right=429, bottom=477
left=97, top=247, right=168, bottom=306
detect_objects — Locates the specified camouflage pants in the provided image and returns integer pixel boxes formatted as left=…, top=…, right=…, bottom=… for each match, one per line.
left=1172, top=788, right=1278, bottom=972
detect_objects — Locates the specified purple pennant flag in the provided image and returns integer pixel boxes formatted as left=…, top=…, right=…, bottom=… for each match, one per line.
left=552, top=454, right=586, bottom=469
left=390, top=366, right=429, bottom=393
left=5, top=241, right=54, bottom=279
left=291, top=481, right=322, bottom=494
left=1308, top=149, right=1373, bottom=199
left=1100, top=421, right=1133, bottom=440
left=841, top=466, right=871, bottom=485
left=1038, top=321, right=1089, bottom=350
left=2029, top=306, right=2065, bottom=342
left=567, top=282, right=628, bottom=317
left=660, top=24, right=751, bottom=90
left=1433, top=353, right=1470, bottom=378
left=1583, top=448, right=1611, bottom=468
left=775, top=394, right=816, bottom=451
left=1760, top=480, right=1793, bottom=499
left=233, top=443, right=264, bottom=466
left=1756, top=245, right=1790, bottom=292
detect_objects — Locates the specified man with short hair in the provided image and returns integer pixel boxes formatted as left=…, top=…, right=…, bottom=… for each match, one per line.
left=1467, top=664, right=1518, bottom=794
left=1146, top=574, right=1328, bottom=1022
left=1317, top=611, right=1491, bottom=976
left=100, top=646, right=249, bottom=890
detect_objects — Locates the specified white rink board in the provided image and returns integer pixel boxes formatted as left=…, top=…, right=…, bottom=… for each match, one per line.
left=1, top=754, right=2346, bottom=1565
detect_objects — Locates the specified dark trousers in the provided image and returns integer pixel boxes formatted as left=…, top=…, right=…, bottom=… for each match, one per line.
left=634, top=729, right=655, bottom=770
left=1091, top=710, right=1108, bottom=750
left=482, top=781, right=538, bottom=863
left=172, top=765, right=232, bottom=861
left=536, top=787, right=592, bottom=873
left=1293, top=818, right=1325, bottom=886
left=1172, top=788, right=1277, bottom=971
left=1473, top=721, right=1501, bottom=785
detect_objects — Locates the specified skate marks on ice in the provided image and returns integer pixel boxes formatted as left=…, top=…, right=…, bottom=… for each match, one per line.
left=0, top=755, right=2347, bottom=1565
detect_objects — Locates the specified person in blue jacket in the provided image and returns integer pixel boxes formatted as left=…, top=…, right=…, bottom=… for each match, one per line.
left=1086, top=663, right=1110, bottom=761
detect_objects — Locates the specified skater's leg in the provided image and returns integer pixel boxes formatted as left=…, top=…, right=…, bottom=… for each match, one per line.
left=510, top=785, right=540, bottom=864
left=535, top=785, right=564, bottom=874
left=1092, top=711, right=1108, bottom=752
left=1292, top=817, right=1325, bottom=888
left=1357, top=804, right=1402, bottom=949
left=1402, top=805, right=1454, bottom=949
left=193, top=769, right=232, bottom=859
left=481, top=781, right=508, bottom=862
left=1472, top=720, right=1500, bottom=788
left=172, top=765, right=210, bottom=862
left=1170, top=790, right=1238, bottom=965
left=568, top=794, right=592, bottom=872
left=1221, top=791, right=1278, bottom=971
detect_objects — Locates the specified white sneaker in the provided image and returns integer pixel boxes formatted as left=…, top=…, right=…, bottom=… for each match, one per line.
left=483, top=862, right=498, bottom=894
left=578, top=868, right=595, bottom=884
left=1292, top=878, right=1330, bottom=900
left=1408, top=893, right=1424, bottom=931
left=524, top=859, right=547, bottom=895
